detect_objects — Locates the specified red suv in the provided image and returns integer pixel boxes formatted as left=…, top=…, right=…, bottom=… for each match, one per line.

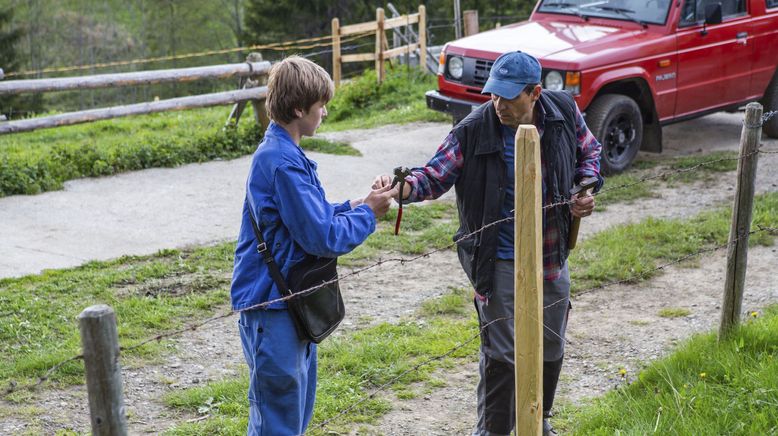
left=426, top=0, right=778, bottom=173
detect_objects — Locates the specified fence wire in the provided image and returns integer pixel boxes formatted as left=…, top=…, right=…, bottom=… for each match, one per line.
left=3, top=32, right=374, bottom=78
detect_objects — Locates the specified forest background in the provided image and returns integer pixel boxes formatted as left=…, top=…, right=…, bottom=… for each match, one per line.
left=0, top=0, right=536, bottom=119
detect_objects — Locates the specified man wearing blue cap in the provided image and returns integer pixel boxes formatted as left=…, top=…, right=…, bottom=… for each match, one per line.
left=374, top=51, right=603, bottom=435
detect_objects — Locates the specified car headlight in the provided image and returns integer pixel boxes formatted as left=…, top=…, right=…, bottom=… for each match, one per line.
left=544, top=70, right=564, bottom=91
left=447, top=56, right=464, bottom=80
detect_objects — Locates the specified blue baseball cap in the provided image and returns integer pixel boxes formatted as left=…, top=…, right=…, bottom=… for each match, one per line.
left=482, top=51, right=541, bottom=99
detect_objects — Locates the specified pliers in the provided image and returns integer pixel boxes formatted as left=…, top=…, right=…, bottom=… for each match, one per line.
left=391, top=166, right=411, bottom=235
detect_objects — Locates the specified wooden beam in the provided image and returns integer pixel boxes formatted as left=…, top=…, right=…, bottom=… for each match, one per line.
left=719, top=102, right=762, bottom=339
left=0, top=87, right=267, bottom=135
left=385, top=13, right=419, bottom=30
left=340, top=21, right=377, bottom=35
left=514, top=125, right=543, bottom=436
left=342, top=53, right=376, bottom=63
left=383, top=43, right=419, bottom=59
left=0, top=61, right=271, bottom=96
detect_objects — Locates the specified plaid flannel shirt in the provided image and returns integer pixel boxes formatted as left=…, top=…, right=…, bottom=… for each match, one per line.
left=406, top=103, right=601, bottom=281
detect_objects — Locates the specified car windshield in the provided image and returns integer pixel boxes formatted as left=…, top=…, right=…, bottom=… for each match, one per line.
left=537, top=0, right=671, bottom=25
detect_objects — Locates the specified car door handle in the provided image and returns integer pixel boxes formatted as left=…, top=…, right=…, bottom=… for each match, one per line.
left=736, top=32, right=748, bottom=38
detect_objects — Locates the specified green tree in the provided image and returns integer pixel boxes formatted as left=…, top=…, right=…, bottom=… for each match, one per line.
left=0, top=7, right=23, bottom=118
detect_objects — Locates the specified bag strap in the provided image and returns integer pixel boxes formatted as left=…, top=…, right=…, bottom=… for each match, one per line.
left=247, top=209, right=291, bottom=296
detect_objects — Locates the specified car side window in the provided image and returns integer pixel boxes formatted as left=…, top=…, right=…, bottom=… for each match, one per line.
left=680, top=0, right=747, bottom=25
left=768, top=0, right=778, bottom=8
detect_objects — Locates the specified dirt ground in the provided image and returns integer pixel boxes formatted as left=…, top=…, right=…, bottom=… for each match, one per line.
left=2, top=112, right=777, bottom=434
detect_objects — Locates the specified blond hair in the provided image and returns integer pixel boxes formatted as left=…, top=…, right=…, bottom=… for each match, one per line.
left=265, top=56, right=334, bottom=124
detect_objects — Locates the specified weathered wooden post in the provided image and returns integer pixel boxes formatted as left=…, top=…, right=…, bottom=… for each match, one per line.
left=225, top=53, right=270, bottom=134
left=463, top=10, right=480, bottom=36
left=375, top=8, right=386, bottom=84
left=332, top=18, right=342, bottom=88
left=418, top=5, right=427, bottom=70
left=514, top=125, right=543, bottom=435
left=79, top=305, right=128, bottom=436
left=719, top=102, right=762, bottom=339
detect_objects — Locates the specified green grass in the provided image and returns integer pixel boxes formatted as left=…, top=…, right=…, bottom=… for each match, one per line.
left=340, top=201, right=460, bottom=265
left=658, top=307, right=692, bottom=318
left=0, top=245, right=236, bottom=394
left=0, top=66, right=442, bottom=198
left=563, top=305, right=778, bottom=435
left=0, top=107, right=262, bottom=197
left=163, top=287, right=476, bottom=435
left=570, top=192, right=778, bottom=291
left=320, top=66, right=448, bottom=132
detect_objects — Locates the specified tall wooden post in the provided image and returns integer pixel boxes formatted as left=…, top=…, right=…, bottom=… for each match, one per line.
left=463, top=10, right=480, bottom=36
left=332, top=18, right=342, bottom=88
left=719, top=102, right=762, bottom=339
left=514, top=125, right=543, bottom=435
left=79, top=305, right=128, bottom=436
left=418, top=5, right=427, bottom=70
left=375, top=8, right=386, bottom=84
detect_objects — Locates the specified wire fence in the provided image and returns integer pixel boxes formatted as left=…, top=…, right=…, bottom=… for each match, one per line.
left=3, top=136, right=776, bottom=404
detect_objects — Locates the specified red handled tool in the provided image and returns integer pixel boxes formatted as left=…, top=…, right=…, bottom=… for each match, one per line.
left=391, top=166, right=411, bottom=235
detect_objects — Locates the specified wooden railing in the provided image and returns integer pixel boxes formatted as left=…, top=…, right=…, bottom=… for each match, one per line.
left=0, top=59, right=271, bottom=135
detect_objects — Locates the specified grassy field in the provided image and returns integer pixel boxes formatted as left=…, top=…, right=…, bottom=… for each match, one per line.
left=563, top=305, right=778, bottom=435
left=0, top=66, right=444, bottom=198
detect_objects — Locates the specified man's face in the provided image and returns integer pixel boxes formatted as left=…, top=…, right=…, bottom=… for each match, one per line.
left=490, top=85, right=541, bottom=128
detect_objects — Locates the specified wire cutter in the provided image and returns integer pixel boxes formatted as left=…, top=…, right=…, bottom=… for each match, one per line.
left=391, top=166, right=411, bottom=235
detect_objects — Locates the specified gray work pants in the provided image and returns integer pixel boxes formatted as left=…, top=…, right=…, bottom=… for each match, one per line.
left=471, top=260, right=571, bottom=436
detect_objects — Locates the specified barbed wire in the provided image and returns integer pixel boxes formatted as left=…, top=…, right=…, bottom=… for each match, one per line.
left=3, top=32, right=374, bottom=79
left=745, top=110, right=777, bottom=129
left=543, top=225, right=778, bottom=311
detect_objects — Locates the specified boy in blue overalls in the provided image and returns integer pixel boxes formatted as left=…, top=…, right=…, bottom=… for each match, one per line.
left=230, top=56, right=398, bottom=435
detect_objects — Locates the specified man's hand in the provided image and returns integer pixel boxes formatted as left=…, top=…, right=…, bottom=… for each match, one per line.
left=570, top=192, right=595, bottom=218
left=363, top=184, right=399, bottom=218
left=372, top=174, right=411, bottom=201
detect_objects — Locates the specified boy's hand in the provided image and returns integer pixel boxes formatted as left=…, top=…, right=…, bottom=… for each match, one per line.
left=372, top=174, right=411, bottom=201
left=364, top=184, right=399, bottom=218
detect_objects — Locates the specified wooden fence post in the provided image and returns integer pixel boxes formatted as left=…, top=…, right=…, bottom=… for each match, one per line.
left=79, top=305, right=128, bottom=436
left=375, top=8, right=385, bottom=84
left=463, top=10, right=479, bottom=36
left=514, top=125, right=543, bottom=435
left=719, top=102, right=762, bottom=339
left=332, top=18, right=342, bottom=88
left=418, top=5, right=427, bottom=70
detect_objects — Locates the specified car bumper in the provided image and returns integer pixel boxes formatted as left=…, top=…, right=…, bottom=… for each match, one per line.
left=425, top=90, right=480, bottom=121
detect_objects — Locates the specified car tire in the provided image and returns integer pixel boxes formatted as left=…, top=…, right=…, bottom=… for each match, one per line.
left=760, top=73, right=778, bottom=138
left=585, top=94, right=643, bottom=175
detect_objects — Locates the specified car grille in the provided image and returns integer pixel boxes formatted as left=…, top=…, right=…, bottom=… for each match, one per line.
left=470, top=59, right=493, bottom=87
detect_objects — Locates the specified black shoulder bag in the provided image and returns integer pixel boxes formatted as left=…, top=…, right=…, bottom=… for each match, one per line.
left=248, top=212, right=345, bottom=343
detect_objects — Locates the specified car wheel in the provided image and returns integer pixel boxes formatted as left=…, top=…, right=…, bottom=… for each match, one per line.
left=585, top=94, right=643, bottom=175
left=760, top=73, right=778, bottom=138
